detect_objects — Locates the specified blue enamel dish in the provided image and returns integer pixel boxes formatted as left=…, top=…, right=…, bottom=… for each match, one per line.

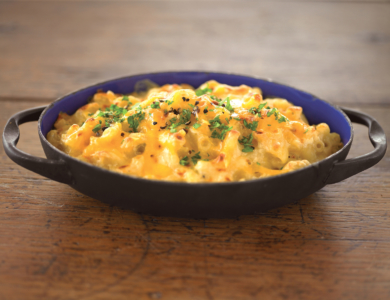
left=3, top=72, right=387, bottom=218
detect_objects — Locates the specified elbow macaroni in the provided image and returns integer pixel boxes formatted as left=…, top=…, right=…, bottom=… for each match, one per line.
left=47, top=80, right=343, bottom=183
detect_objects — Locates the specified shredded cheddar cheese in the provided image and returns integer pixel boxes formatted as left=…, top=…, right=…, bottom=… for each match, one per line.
left=47, top=80, right=343, bottom=182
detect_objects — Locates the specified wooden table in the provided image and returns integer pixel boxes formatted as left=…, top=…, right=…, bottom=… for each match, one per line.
left=1, top=1, right=389, bottom=299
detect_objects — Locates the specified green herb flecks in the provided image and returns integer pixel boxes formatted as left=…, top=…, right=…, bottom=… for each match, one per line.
left=210, top=95, right=222, bottom=102
left=221, top=97, right=234, bottom=113
left=180, top=152, right=202, bottom=167
left=97, top=104, right=127, bottom=123
left=191, top=152, right=202, bottom=165
left=239, top=133, right=254, bottom=153
left=179, top=109, right=191, bottom=124
left=267, top=107, right=277, bottom=118
left=243, top=120, right=258, bottom=131
left=151, top=101, right=160, bottom=109
left=193, top=123, right=201, bottom=129
left=278, top=115, right=288, bottom=123
left=265, top=107, right=289, bottom=123
left=195, top=85, right=212, bottom=96
left=167, top=109, right=192, bottom=133
left=180, top=156, right=189, bottom=166
left=209, top=115, right=233, bottom=140
left=249, top=102, right=268, bottom=116
left=92, top=124, right=102, bottom=133
left=127, top=106, right=145, bottom=133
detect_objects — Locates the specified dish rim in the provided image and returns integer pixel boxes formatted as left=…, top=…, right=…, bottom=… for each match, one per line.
left=37, top=71, right=354, bottom=186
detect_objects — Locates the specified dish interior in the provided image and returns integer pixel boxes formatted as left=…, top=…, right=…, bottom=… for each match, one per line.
left=41, top=72, right=351, bottom=145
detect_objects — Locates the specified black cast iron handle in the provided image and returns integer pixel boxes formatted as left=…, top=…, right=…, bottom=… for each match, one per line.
left=325, top=107, right=387, bottom=184
left=2, top=106, right=73, bottom=184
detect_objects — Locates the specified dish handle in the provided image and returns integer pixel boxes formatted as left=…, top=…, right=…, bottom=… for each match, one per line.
left=325, top=107, right=387, bottom=184
left=2, top=106, right=73, bottom=184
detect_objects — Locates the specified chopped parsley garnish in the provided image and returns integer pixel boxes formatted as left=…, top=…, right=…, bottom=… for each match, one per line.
left=122, top=95, right=129, bottom=101
left=92, top=105, right=127, bottom=132
left=180, top=109, right=191, bottom=124
left=151, top=101, right=160, bottom=109
left=267, top=107, right=278, bottom=118
left=97, top=104, right=127, bottom=123
left=258, top=102, right=268, bottom=111
left=211, top=126, right=233, bottom=140
left=180, top=156, right=189, bottom=166
left=264, top=106, right=289, bottom=123
left=167, top=109, right=192, bottom=133
left=278, top=115, right=288, bottom=123
left=127, top=106, right=145, bottom=133
left=191, top=152, right=201, bottom=165
left=92, top=124, right=102, bottom=133
left=248, top=107, right=256, bottom=114
left=304, top=128, right=309, bottom=133
left=180, top=152, right=202, bottom=166
left=193, top=123, right=201, bottom=129
left=233, top=117, right=241, bottom=121
left=239, top=133, right=254, bottom=152
left=166, top=100, right=174, bottom=105
left=256, top=162, right=261, bottom=165
left=243, top=120, right=258, bottom=131
left=221, top=97, right=234, bottom=112
left=209, top=115, right=233, bottom=140
left=249, top=102, right=268, bottom=116
left=209, top=115, right=222, bottom=130
left=195, top=85, right=212, bottom=96
left=210, top=95, right=222, bottom=102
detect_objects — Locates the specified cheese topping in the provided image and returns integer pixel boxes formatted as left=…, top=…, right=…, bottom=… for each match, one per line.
left=47, top=80, right=343, bottom=182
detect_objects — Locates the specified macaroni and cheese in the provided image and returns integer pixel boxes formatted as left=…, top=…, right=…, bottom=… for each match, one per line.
left=47, top=80, right=343, bottom=182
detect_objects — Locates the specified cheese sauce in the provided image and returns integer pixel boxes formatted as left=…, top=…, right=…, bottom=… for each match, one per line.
left=47, top=80, right=343, bottom=182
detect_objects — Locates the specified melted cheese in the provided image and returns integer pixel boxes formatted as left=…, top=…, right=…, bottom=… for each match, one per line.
left=47, top=80, right=343, bottom=183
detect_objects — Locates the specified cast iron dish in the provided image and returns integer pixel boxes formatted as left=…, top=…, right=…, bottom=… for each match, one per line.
left=3, top=72, right=387, bottom=218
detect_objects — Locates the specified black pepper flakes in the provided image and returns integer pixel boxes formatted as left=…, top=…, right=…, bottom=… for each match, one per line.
left=102, top=127, right=108, bottom=132
left=195, top=101, right=199, bottom=105
left=203, top=108, right=208, bottom=114
left=153, top=121, right=158, bottom=125
left=121, top=132, right=125, bottom=137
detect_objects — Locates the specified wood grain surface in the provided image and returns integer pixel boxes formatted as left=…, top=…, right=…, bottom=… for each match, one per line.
left=0, top=1, right=389, bottom=300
